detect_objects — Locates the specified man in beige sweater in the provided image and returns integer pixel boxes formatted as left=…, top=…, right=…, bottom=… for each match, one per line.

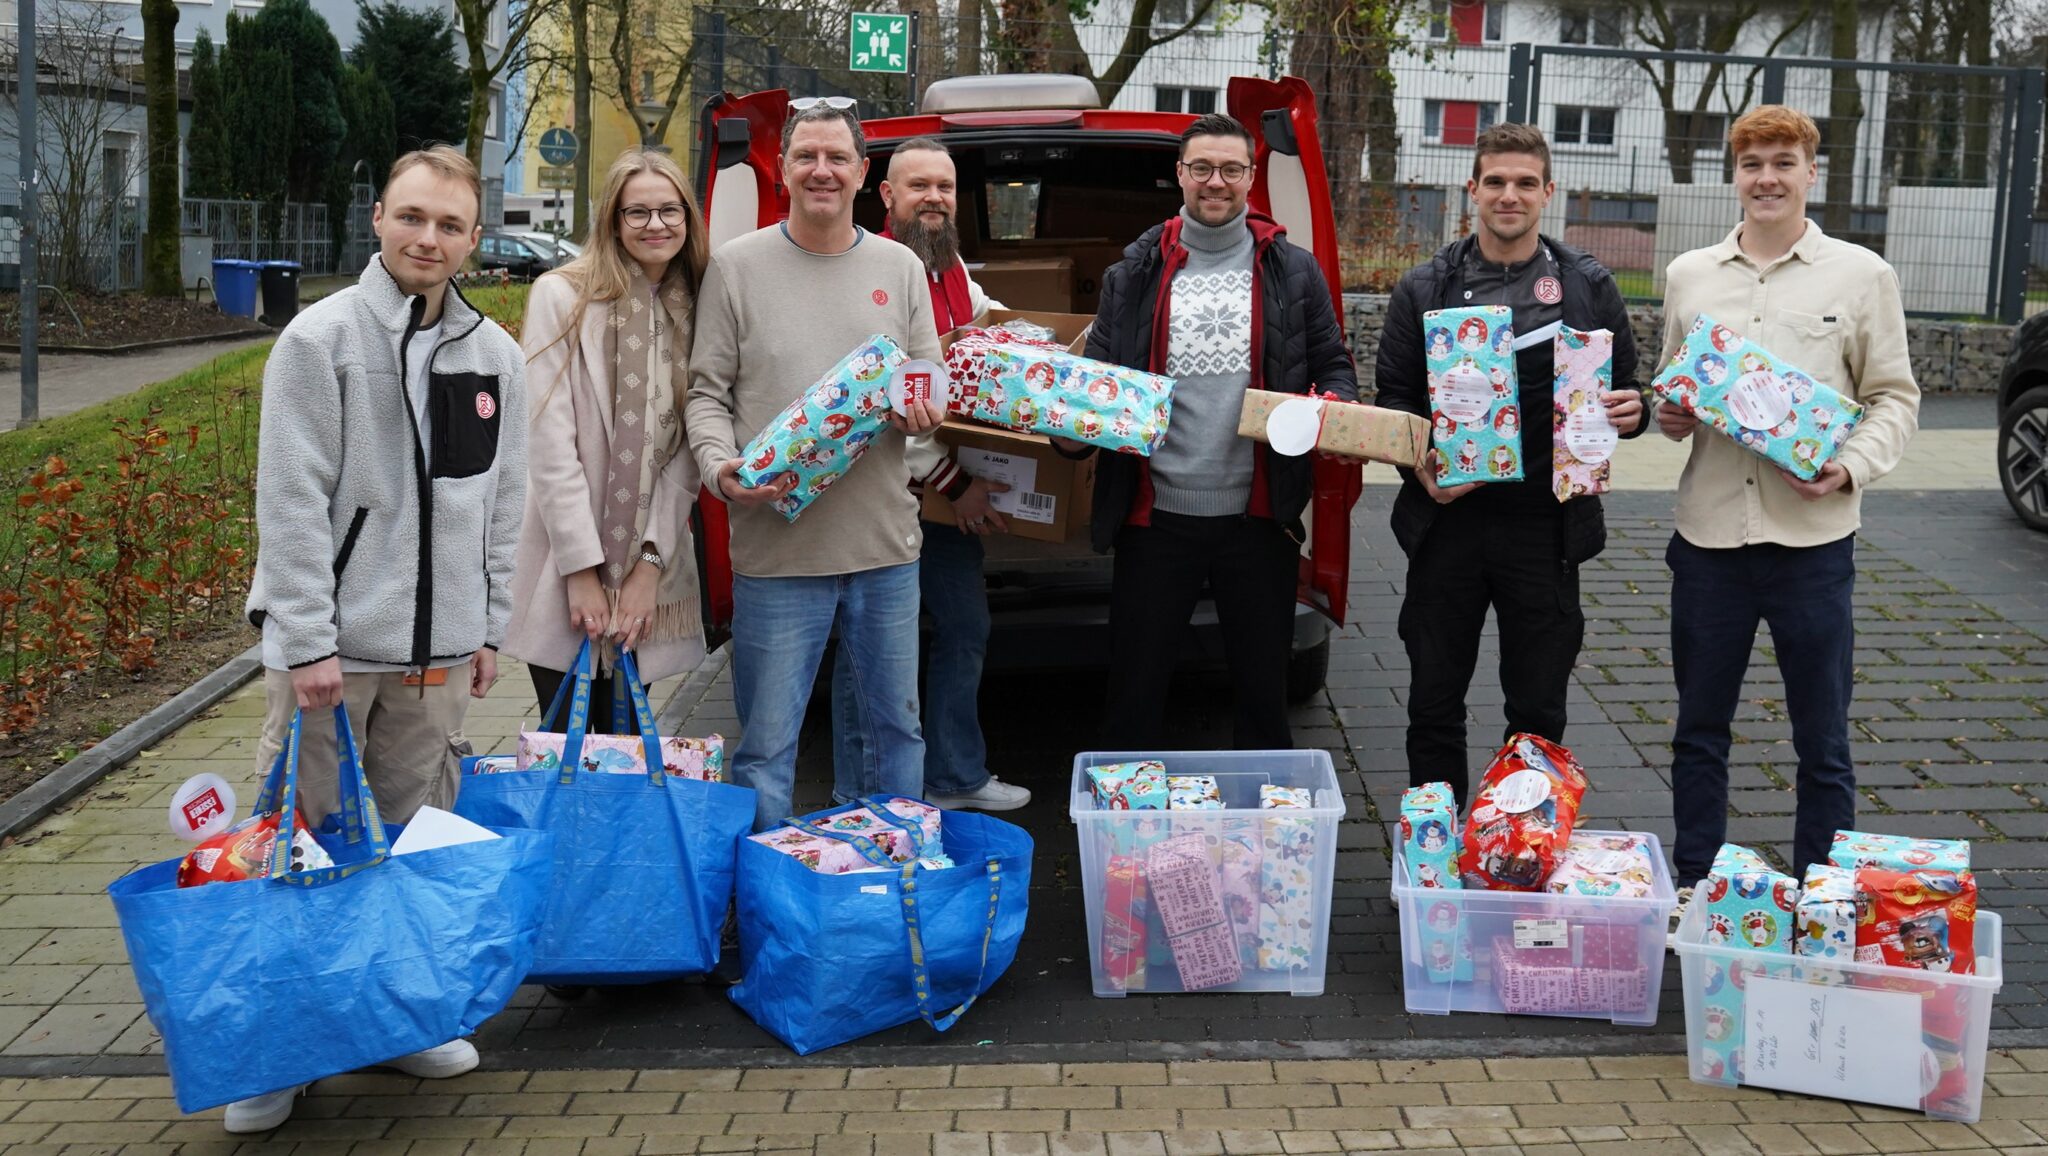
left=1656, top=105, right=1921, bottom=888
left=686, top=101, right=945, bottom=831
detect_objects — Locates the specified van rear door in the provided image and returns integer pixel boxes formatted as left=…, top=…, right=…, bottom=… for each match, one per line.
left=1228, top=76, right=1361, bottom=627
left=692, top=89, right=793, bottom=639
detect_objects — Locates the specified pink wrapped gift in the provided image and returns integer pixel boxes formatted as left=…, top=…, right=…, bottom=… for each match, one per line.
left=1543, top=832, right=1658, bottom=899
left=1146, top=834, right=1243, bottom=989
left=1491, top=928, right=1649, bottom=1015
left=747, top=826, right=886, bottom=875
left=805, top=798, right=941, bottom=862
left=516, top=731, right=725, bottom=781
left=1551, top=326, right=1617, bottom=502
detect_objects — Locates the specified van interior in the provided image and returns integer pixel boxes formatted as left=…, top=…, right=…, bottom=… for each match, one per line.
left=853, top=137, right=1187, bottom=316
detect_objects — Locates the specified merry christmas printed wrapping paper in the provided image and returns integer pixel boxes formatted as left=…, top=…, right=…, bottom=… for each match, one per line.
left=943, top=329, right=1174, bottom=456
left=1552, top=326, right=1619, bottom=502
left=1492, top=926, right=1649, bottom=1016
left=734, top=335, right=904, bottom=520
left=514, top=733, right=724, bottom=781
left=1649, top=315, right=1865, bottom=481
left=1423, top=305, right=1524, bottom=486
left=1146, top=834, right=1244, bottom=990
left=1827, top=829, right=1971, bottom=874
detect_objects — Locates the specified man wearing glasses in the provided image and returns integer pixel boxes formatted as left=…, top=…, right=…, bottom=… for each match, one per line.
left=686, top=99, right=947, bottom=831
left=1072, top=112, right=1356, bottom=749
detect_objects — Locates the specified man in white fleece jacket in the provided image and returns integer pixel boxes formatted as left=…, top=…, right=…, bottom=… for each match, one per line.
left=829, top=138, right=1030, bottom=812
left=232, top=146, right=526, bottom=1133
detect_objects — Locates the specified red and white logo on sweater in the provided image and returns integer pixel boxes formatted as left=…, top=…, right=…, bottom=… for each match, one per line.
left=871, top=289, right=889, bottom=306
left=1534, top=276, right=1563, bottom=304
left=475, top=392, right=497, bottom=420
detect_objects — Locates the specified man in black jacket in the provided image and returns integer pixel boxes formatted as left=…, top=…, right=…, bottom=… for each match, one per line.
left=1377, top=123, right=1646, bottom=803
left=1075, top=112, right=1357, bottom=749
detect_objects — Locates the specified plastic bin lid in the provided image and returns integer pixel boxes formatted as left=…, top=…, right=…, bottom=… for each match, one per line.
left=211, top=258, right=261, bottom=269
left=258, top=260, right=302, bottom=270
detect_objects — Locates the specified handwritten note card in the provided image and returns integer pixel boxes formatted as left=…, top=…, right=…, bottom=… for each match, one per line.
left=1743, top=976, right=1925, bottom=1109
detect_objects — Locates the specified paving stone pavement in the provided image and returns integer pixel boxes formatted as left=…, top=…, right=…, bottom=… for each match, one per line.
left=0, top=1052, right=2045, bottom=1154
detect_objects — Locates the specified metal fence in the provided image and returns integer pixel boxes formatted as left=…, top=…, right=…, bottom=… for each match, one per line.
left=684, top=1, right=2048, bottom=318
left=180, top=198, right=338, bottom=273
left=1, top=194, right=141, bottom=293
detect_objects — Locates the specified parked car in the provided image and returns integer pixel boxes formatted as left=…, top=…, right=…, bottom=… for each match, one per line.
left=692, top=73, right=1361, bottom=701
left=477, top=231, right=561, bottom=279
left=515, top=231, right=582, bottom=262
left=1998, top=311, right=2048, bottom=530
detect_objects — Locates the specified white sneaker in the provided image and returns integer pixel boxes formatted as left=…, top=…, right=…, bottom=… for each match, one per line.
left=929, top=776, right=1031, bottom=812
left=223, top=1085, right=302, bottom=1133
left=379, top=1039, right=479, bottom=1079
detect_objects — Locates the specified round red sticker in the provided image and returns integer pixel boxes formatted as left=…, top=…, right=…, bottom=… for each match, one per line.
left=475, top=392, right=497, bottom=420
left=1534, top=276, right=1563, bottom=304
left=871, top=289, right=889, bottom=306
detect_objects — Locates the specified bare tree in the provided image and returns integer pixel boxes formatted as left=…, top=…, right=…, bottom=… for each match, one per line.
left=450, top=0, right=564, bottom=170
left=600, top=0, right=702, bottom=147
left=141, top=0, right=180, bottom=296
left=986, top=0, right=1225, bottom=106
left=1617, top=0, right=1811, bottom=183
left=0, top=0, right=149, bottom=292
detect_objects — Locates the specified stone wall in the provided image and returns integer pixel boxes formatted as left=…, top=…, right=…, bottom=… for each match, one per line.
left=1341, top=293, right=2010, bottom=398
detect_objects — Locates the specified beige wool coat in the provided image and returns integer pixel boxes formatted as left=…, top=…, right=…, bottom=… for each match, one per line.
left=501, top=271, right=707, bottom=684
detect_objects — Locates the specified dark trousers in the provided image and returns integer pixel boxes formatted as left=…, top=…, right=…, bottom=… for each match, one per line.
left=1108, top=511, right=1299, bottom=750
left=1668, top=533, right=1857, bottom=885
left=528, top=663, right=623, bottom=736
left=1399, top=500, right=1585, bottom=805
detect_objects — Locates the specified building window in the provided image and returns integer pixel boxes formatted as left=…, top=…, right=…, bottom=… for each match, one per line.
left=1668, top=9, right=1732, bottom=50
left=1553, top=105, right=1617, bottom=147
left=1425, top=100, right=1498, bottom=146
left=1155, top=86, right=1219, bottom=114
left=1559, top=6, right=1621, bottom=45
left=1428, top=0, right=1501, bottom=44
left=487, top=91, right=505, bottom=141
left=1667, top=110, right=1729, bottom=155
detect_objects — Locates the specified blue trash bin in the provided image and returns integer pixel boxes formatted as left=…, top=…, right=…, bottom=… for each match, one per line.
left=210, top=259, right=261, bottom=319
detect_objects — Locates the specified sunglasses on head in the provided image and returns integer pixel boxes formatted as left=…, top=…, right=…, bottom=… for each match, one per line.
left=790, top=96, right=858, bottom=113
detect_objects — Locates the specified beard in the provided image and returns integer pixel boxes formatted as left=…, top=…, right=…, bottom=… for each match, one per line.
left=893, top=209, right=959, bottom=274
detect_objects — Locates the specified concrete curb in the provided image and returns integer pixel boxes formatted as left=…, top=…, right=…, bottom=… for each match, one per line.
left=0, top=330, right=271, bottom=357
left=0, top=644, right=263, bottom=843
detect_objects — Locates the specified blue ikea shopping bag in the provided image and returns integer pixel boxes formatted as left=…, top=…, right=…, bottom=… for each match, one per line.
left=730, top=797, right=1032, bottom=1055
left=109, top=707, right=552, bottom=1113
left=454, top=641, right=755, bottom=984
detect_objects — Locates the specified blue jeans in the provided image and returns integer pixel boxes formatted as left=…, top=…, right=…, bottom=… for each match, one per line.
left=832, top=521, right=990, bottom=801
left=1668, top=533, right=1857, bottom=885
left=730, top=563, right=925, bottom=832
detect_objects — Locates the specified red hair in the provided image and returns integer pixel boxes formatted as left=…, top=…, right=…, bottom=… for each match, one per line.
left=1728, top=106, right=1821, bottom=160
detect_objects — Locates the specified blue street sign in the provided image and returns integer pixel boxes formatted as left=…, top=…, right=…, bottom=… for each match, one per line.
left=539, top=127, right=579, bottom=168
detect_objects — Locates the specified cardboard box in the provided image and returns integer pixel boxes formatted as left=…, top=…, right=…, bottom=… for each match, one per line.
left=921, top=421, right=1095, bottom=544
left=941, top=308, right=1093, bottom=356
left=971, top=258, right=1074, bottom=313
left=1237, top=389, right=1430, bottom=470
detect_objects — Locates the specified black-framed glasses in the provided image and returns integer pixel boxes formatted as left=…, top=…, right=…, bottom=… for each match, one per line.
left=1180, top=160, right=1253, bottom=184
left=790, top=95, right=858, bottom=113
left=619, top=204, right=687, bottom=229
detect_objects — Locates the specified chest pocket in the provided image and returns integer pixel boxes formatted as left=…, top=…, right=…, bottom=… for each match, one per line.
left=1764, top=309, right=1846, bottom=389
left=429, top=370, right=502, bottom=479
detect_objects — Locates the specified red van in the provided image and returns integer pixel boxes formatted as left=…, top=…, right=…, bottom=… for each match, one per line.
left=692, top=73, right=1360, bottom=701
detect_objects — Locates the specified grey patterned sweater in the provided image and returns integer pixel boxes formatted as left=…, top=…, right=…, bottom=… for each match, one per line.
left=1150, top=207, right=1256, bottom=517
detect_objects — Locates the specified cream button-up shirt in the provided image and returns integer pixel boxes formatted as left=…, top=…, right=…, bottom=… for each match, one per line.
left=1656, top=222, right=1921, bottom=549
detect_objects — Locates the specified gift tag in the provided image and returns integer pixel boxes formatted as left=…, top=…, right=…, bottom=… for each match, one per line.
left=1434, top=364, right=1493, bottom=424
left=1564, top=401, right=1618, bottom=464
left=1728, top=370, right=1794, bottom=431
left=1490, top=768, right=1553, bottom=815
left=890, top=359, right=951, bottom=413
left=1265, top=397, right=1325, bottom=456
left=169, top=773, right=237, bottom=842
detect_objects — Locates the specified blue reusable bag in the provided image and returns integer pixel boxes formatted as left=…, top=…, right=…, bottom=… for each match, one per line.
left=730, top=798, right=1033, bottom=1055
left=453, top=641, right=755, bottom=984
left=108, top=707, right=553, bottom=1113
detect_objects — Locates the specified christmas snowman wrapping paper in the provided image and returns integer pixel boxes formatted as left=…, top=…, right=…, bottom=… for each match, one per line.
left=1649, top=314, right=1865, bottom=480
left=734, top=334, right=906, bottom=521
left=1693, top=842, right=1800, bottom=1085
left=1423, top=305, right=1524, bottom=486
left=1552, top=326, right=1618, bottom=501
left=1826, top=829, right=1971, bottom=874
left=942, top=327, right=1175, bottom=456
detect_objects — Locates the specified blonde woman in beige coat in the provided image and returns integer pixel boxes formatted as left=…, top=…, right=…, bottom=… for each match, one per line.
left=503, top=149, right=710, bottom=728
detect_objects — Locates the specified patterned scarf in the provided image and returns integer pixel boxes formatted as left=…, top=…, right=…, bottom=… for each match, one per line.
left=599, top=265, right=690, bottom=644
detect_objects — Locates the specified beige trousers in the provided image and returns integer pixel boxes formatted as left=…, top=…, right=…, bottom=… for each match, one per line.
left=253, top=668, right=472, bottom=826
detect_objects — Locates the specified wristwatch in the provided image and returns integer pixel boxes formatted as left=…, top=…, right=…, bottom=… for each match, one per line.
left=639, top=548, right=664, bottom=571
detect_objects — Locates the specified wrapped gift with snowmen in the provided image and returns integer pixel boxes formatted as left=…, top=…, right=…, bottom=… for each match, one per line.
left=734, top=335, right=906, bottom=520
left=1423, top=305, right=1524, bottom=485
left=1650, top=315, right=1865, bottom=480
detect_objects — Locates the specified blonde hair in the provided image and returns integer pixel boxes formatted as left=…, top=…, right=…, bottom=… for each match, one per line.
left=383, top=145, right=484, bottom=226
left=527, top=148, right=709, bottom=411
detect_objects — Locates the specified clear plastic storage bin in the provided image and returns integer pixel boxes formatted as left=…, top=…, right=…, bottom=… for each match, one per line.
left=1070, top=750, right=1344, bottom=997
left=1391, top=831, right=1678, bottom=1026
left=1672, top=898, right=2004, bottom=1123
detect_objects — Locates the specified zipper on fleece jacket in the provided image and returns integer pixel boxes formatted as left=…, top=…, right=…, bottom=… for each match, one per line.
left=395, top=285, right=492, bottom=670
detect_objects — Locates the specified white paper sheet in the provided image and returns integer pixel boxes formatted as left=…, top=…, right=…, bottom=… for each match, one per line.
left=390, top=806, right=500, bottom=856
left=1743, top=975, right=1926, bottom=1109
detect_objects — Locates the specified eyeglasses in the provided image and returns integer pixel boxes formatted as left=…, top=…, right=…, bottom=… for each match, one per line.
left=790, top=95, right=858, bottom=113
left=1180, top=160, right=1253, bottom=184
left=619, top=204, right=688, bottom=229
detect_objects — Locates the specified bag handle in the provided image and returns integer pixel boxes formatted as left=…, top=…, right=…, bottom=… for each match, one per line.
left=251, top=706, right=389, bottom=888
left=796, top=810, right=1003, bottom=1033
left=615, top=649, right=669, bottom=787
left=548, top=641, right=668, bottom=787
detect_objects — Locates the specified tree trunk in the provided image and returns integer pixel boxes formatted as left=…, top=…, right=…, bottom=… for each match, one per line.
left=141, top=0, right=182, bottom=297
left=463, top=8, right=491, bottom=170
left=572, top=0, right=593, bottom=241
left=1823, top=0, right=1862, bottom=235
left=1288, top=0, right=1406, bottom=288
left=956, top=0, right=982, bottom=75
left=1960, top=0, right=1992, bottom=185
left=995, top=0, right=1051, bottom=72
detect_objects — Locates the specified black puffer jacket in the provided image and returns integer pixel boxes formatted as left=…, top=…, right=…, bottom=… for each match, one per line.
left=1376, top=233, right=1644, bottom=563
left=1081, top=211, right=1357, bottom=553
